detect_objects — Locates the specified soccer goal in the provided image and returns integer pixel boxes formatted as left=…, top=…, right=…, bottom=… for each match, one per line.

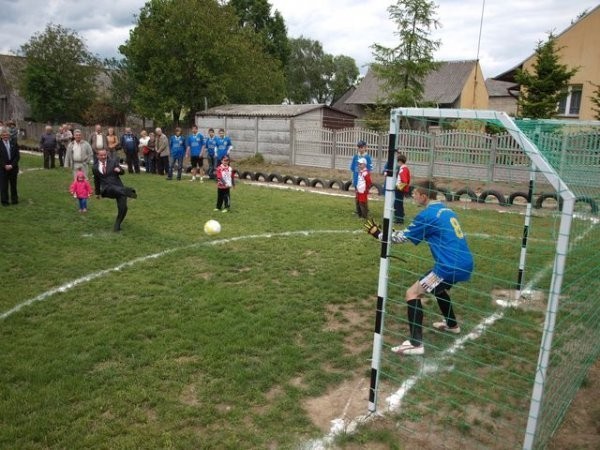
left=368, top=108, right=600, bottom=449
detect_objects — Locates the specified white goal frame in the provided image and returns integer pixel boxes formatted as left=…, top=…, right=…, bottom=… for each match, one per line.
left=367, top=108, right=576, bottom=450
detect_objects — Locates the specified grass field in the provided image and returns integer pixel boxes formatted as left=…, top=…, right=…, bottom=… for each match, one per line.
left=0, top=154, right=597, bottom=449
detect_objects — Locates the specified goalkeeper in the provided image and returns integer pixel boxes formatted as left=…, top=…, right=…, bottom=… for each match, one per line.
left=364, top=180, right=474, bottom=356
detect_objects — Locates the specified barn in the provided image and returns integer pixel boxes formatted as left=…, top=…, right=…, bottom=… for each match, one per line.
left=195, top=104, right=356, bottom=163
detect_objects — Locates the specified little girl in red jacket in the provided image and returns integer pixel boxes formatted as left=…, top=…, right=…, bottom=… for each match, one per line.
left=69, top=168, right=93, bottom=213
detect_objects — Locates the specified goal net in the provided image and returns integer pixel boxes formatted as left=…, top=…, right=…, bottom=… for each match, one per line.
left=368, top=108, right=600, bottom=449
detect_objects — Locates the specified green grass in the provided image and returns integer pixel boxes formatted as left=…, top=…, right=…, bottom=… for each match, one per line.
left=0, top=154, right=596, bottom=449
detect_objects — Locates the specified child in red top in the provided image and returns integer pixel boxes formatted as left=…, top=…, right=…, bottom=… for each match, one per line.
left=69, top=168, right=93, bottom=213
left=214, top=156, right=235, bottom=212
left=395, top=154, right=411, bottom=224
left=355, top=158, right=372, bottom=218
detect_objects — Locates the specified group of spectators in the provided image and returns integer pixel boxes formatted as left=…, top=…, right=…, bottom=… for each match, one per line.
left=38, top=123, right=234, bottom=183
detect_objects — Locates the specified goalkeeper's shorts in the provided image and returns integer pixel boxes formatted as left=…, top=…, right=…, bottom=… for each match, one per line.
left=419, top=271, right=453, bottom=294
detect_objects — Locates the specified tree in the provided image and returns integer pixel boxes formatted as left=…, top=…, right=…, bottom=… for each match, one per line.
left=590, top=83, right=600, bottom=120
left=515, top=33, right=578, bottom=119
left=18, top=24, right=100, bottom=123
left=119, top=0, right=286, bottom=125
left=229, top=0, right=290, bottom=66
left=370, top=0, right=441, bottom=107
left=285, top=37, right=358, bottom=104
left=103, top=57, right=136, bottom=125
left=328, top=55, right=360, bottom=104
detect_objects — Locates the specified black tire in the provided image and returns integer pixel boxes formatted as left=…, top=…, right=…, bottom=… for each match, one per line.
left=310, top=178, right=325, bottom=188
left=478, top=189, right=506, bottom=205
left=437, top=187, right=453, bottom=202
left=328, top=179, right=344, bottom=190
left=370, top=183, right=383, bottom=195
left=508, top=191, right=531, bottom=205
left=535, top=192, right=563, bottom=211
left=253, top=172, right=268, bottom=182
left=343, top=180, right=353, bottom=191
left=267, top=173, right=283, bottom=183
left=282, top=175, right=297, bottom=185
left=575, top=196, right=599, bottom=214
left=453, top=187, right=478, bottom=202
left=240, top=171, right=254, bottom=180
left=295, top=176, right=310, bottom=186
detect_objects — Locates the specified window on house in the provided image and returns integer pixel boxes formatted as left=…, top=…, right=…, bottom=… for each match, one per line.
left=557, top=85, right=582, bottom=116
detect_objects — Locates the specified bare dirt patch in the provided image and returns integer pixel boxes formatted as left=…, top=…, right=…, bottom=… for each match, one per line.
left=303, top=375, right=371, bottom=434
left=549, top=359, right=600, bottom=449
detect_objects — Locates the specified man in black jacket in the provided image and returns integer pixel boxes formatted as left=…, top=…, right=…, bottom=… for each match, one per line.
left=92, top=149, right=137, bottom=232
left=40, top=125, right=58, bottom=169
left=0, top=128, right=20, bottom=206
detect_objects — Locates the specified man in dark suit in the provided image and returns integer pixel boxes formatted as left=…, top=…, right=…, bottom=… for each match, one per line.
left=0, top=128, right=20, bottom=206
left=92, top=148, right=137, bottom=232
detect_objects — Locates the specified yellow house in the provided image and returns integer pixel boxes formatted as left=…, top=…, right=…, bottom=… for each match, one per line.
left=495, top=5, right=600, bottom=120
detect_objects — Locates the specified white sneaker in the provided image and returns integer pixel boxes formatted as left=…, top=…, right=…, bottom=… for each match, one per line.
left=199, top=176, right=204, bottom=183
left=391, top=340, right=424, bottom=356
left=432, top=322, right=461, bottom=334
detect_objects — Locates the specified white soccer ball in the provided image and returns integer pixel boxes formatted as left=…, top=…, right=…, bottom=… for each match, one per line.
left=204, top=219, right=221, bottom=236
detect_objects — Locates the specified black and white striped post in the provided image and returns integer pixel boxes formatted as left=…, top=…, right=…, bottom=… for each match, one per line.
left=516, top=168, right=536, bottom=293
left=368, top=113, right=399, bottom=412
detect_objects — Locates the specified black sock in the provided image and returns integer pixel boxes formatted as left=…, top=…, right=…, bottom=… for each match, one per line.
left=436, top=290, right=457, bottom=328
left=407, top=299, right=423, bottom=346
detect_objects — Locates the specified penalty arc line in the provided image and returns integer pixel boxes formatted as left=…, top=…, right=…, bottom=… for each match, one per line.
left=0, top=229, right=361, bottom=322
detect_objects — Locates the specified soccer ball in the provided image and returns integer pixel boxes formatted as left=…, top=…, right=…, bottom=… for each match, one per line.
left=204, top=219, right=221, bottom=236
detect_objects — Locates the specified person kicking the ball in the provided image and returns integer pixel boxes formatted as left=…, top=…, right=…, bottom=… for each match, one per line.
left=364, top=180, right=473, bottom=356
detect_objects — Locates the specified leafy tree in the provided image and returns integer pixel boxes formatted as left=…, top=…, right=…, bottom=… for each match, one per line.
left=119, top=0, right=286, bottom=125
left=286, top=37, right=358, bottom=104
left=103, top=57, right=136, bottom=124
left=515, top=33, right=578, bottom=119
left=229, top=0, right=290, bottom=66
left=329, top=55, right=360, bottom=104
left=370, top=0, right=441, bottom=107
left=18, top=24, right=100, bottom=123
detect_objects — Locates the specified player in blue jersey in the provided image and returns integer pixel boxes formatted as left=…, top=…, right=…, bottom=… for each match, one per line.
left=204, top=128, right=218, bottom=179
left=215, top=128, right=232, bottom=165
left=186, top=125, right=205, bottom=182
left=364, top=180, right=474, bottom=356
left=168, top=127, right=186, bottom=180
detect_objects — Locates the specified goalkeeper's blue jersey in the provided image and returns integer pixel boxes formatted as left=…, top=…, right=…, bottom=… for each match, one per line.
left=402, top=201, right=473, bottom=283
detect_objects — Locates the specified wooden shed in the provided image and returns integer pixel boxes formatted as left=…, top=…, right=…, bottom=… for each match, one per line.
left=195, top=104, right=356, bottom=163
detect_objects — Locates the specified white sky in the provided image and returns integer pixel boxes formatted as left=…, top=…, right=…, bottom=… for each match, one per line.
left=0, top=0, right=597, bottom=79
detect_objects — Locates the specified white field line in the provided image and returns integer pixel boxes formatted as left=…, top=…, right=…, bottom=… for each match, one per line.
left=307, top=217, right=598, bottom=448
left=0, top=229, right=360, bottom=322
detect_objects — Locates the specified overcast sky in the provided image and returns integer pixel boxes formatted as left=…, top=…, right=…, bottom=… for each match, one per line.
left=0, top=0, right=597, bottom=79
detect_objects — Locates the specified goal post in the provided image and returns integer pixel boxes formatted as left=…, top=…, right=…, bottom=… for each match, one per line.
left=367, top=107, right=598, bottom=449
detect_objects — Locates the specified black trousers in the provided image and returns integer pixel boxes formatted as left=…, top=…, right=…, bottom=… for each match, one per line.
left=394, top=191, right=406, bottom=223
left=0, top=168, right=18, bottom=204
left=101, top=185, right=134, bottom=230
left=43, top=149, right=56, bottom=169
left=216, top=188, right=231, bottom=209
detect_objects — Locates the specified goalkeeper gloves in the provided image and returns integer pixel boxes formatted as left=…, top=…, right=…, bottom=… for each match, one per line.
left=363, top=217, right=381, bottom=239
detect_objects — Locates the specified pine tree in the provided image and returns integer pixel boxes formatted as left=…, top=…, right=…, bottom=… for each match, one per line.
left=515, top=33, right=578, bottom=119
left=370, top=0, right=441, bottom=107
left=590, top=83, right=600, bottom=120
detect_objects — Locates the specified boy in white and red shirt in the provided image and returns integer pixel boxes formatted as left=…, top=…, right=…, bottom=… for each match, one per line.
left=355, top=158, right=372, bottom=218
left=214, top=156, right=235, bottom=212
